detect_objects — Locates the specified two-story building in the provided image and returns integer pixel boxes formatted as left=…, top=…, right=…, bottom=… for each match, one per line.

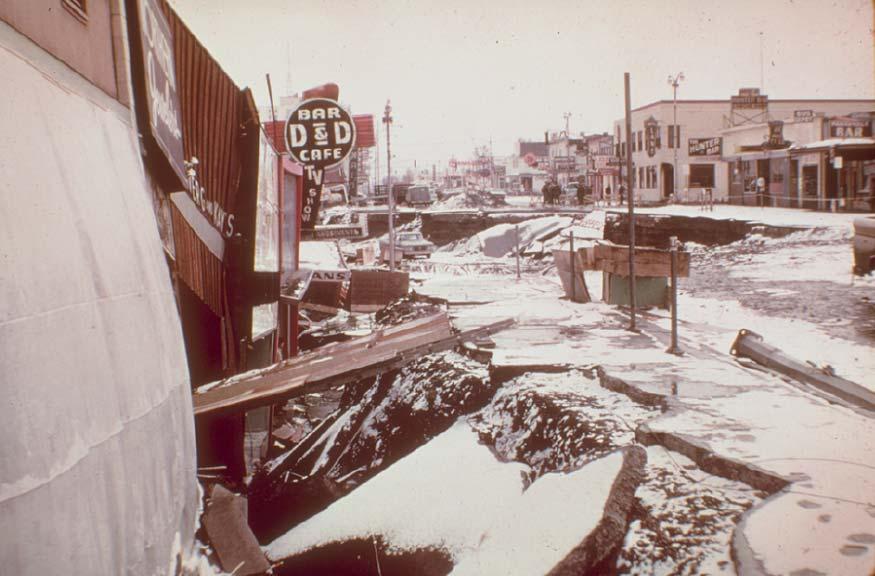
left=614, top=89, right=874, bottom=205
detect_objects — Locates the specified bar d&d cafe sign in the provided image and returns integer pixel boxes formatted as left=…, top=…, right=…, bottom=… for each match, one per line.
left=285, top=98, right=356, bottom=228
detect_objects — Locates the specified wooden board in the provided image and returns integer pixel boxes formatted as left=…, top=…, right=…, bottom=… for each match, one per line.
left=594, top=243, right=690, bottom=277
left=193, top=313, right=454, bottom=417
left=203, top=485, right=271, bottom=575
left=552, top=249, right=591, bottom=302
left=349, top=269, right=409, bottom=308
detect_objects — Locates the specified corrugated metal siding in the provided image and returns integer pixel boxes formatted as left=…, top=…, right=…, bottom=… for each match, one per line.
left=160, top=0, right=243, bottom=226
left=171, top=202, right=224, bottom=316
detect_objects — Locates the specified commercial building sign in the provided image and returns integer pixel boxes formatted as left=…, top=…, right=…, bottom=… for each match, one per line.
left=794, top=110, right=814, bottom=122
left=137, top=0, right=186, bottom=183
left=830, top=116, right=872, bottom=138
left=688, top=137, right=722, bottom=156
left=645, top=117, right=659, bottom=157
left=731, top=88, right=768, bottom=110
left=767, top=121, right=786, bottom=148
left=553, top=156, right=576, bottom=171
left=285, top=98, right=356, bottom=229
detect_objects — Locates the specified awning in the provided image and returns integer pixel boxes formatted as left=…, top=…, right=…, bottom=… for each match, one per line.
left=789, top=138, right=875, bottom=160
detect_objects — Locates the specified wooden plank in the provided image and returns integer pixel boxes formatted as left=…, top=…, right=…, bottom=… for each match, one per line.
left=349, top=269, right=409, bottom=307
left=203, top=485, right=271, bottom=575
left=552, top=249, right=591, bottom=302
left=192, top=315, right=511, bottom=418
left=594, top=243, right=690, bottom=277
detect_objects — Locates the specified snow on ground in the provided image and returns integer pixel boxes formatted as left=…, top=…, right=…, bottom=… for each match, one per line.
left=265, top=421, right=625, bottom=576
left=648, top=293, right=875, bottom=391
left=618, top=446, right=765, bottom=575
left=647, top=387, right=875, bottom=576
left=448, top=451, right=622, bottom=576
left=413, top=218, right=875, bottom=574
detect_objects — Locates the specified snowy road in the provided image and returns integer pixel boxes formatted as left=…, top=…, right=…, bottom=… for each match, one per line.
left=270, top=207, right=875, bottom=575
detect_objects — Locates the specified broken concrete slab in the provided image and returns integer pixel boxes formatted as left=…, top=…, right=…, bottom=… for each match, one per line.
left=265, top=423, right=646, bottom=576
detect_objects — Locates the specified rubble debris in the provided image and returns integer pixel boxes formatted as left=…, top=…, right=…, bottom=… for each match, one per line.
left=248, top=352, right=495, bottom=542
left=469, top=370, right=659, bottom=482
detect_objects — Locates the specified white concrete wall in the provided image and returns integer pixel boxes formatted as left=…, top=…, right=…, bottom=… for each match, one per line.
left=0, top=24, right=197, bottom=575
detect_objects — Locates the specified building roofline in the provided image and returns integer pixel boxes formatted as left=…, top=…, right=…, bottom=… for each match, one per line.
left=629, top=98, right=875, bottom=114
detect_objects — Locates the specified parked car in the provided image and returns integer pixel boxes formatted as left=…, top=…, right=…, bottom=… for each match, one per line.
left=853, top=215, right=875, bottom=274
left=379, top=231, right=436, bottom=261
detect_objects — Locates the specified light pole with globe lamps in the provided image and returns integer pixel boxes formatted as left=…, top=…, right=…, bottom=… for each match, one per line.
left=667, top=72, right=684, bottom=200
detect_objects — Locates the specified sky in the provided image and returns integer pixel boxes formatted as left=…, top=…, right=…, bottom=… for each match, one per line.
left=170, top=0, right=874, bottom=173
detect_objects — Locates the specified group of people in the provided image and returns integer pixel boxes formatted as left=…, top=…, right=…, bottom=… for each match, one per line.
left=541, top=179, right=563, bottom=205
left=540, top=179, right=627, bottom=207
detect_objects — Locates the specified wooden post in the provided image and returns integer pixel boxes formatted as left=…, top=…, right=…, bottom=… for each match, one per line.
left=668, top=236, right=681, bottom=355
left=570, top=230, right=576, bottom=301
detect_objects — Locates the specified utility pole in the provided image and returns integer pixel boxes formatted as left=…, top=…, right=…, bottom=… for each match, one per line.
left=624, top=72, right=637, bottom=331
left=759, top=32, right=764, bottom=92
left=383, top=100, right=395, bottom=271
left=667, top=72, right=684, bottom=200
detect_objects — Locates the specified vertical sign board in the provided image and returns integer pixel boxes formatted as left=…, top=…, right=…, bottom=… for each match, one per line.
left=137, top=0, right=186, bottom=184
left=644, top=117, right=658, bottom=158
left=767, top=121, right=785, bottom=148
left=284, top=98, right=356, bottom=229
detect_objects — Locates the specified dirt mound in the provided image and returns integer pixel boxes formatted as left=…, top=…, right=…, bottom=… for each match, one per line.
left=469, top=370, right=659, bottom=481
left=374, top=293, right=447, bottom=326
left=248, top=351, right=494, bottom=543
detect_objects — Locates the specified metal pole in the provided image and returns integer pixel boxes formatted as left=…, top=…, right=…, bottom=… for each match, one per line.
left=672, top=83, right=678, bottom=199
left=570, top=230, right=576, bottom=302
left=668, top=236, right=680, bottom=354
left=624, top=72, right=637, bottom=331
left=515, top=225, right=521, bottom=280
left=384, top=101, right=395, bottom=271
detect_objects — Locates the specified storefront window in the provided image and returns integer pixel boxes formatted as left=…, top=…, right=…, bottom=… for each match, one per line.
left=689, top=164, right=715, bottom=188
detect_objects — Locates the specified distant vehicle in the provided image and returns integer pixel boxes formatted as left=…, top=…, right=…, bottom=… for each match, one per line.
left=853, top=215, right=875, bottom=274
left=405, top=185, right=437, bottom=206
left=379, top=230, right=436, bottom=261
left=484, top=188, right=507, bottom=205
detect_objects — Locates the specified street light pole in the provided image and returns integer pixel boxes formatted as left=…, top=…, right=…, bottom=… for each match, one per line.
left=383, top=100, right=395, bottom=271
left=667, top=72, right=684, bottom=200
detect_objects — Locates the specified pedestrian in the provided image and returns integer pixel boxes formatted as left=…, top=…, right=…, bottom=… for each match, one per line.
left=605, top=184, right=612, bottom=206
left=577, top=183, right=586, bottom=206
left=618, top=183, right=626, bottom=206
left=756, top=176, right=766, bottom=208
left=552, top=181, right=562, bottom=205
left=542, top=180, right=551, bottom=206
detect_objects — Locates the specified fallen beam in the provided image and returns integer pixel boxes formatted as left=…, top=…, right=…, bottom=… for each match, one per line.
left=193, top=315, right=516, bottom=418
left=730, top=329, right=875, bottom=412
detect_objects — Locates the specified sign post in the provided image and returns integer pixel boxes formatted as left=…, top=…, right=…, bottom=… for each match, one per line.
left=285, top=98, right=356, bottom=229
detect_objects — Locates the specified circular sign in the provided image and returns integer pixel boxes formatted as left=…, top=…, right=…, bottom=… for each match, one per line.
left=284, top=98, right=356, bottom=169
